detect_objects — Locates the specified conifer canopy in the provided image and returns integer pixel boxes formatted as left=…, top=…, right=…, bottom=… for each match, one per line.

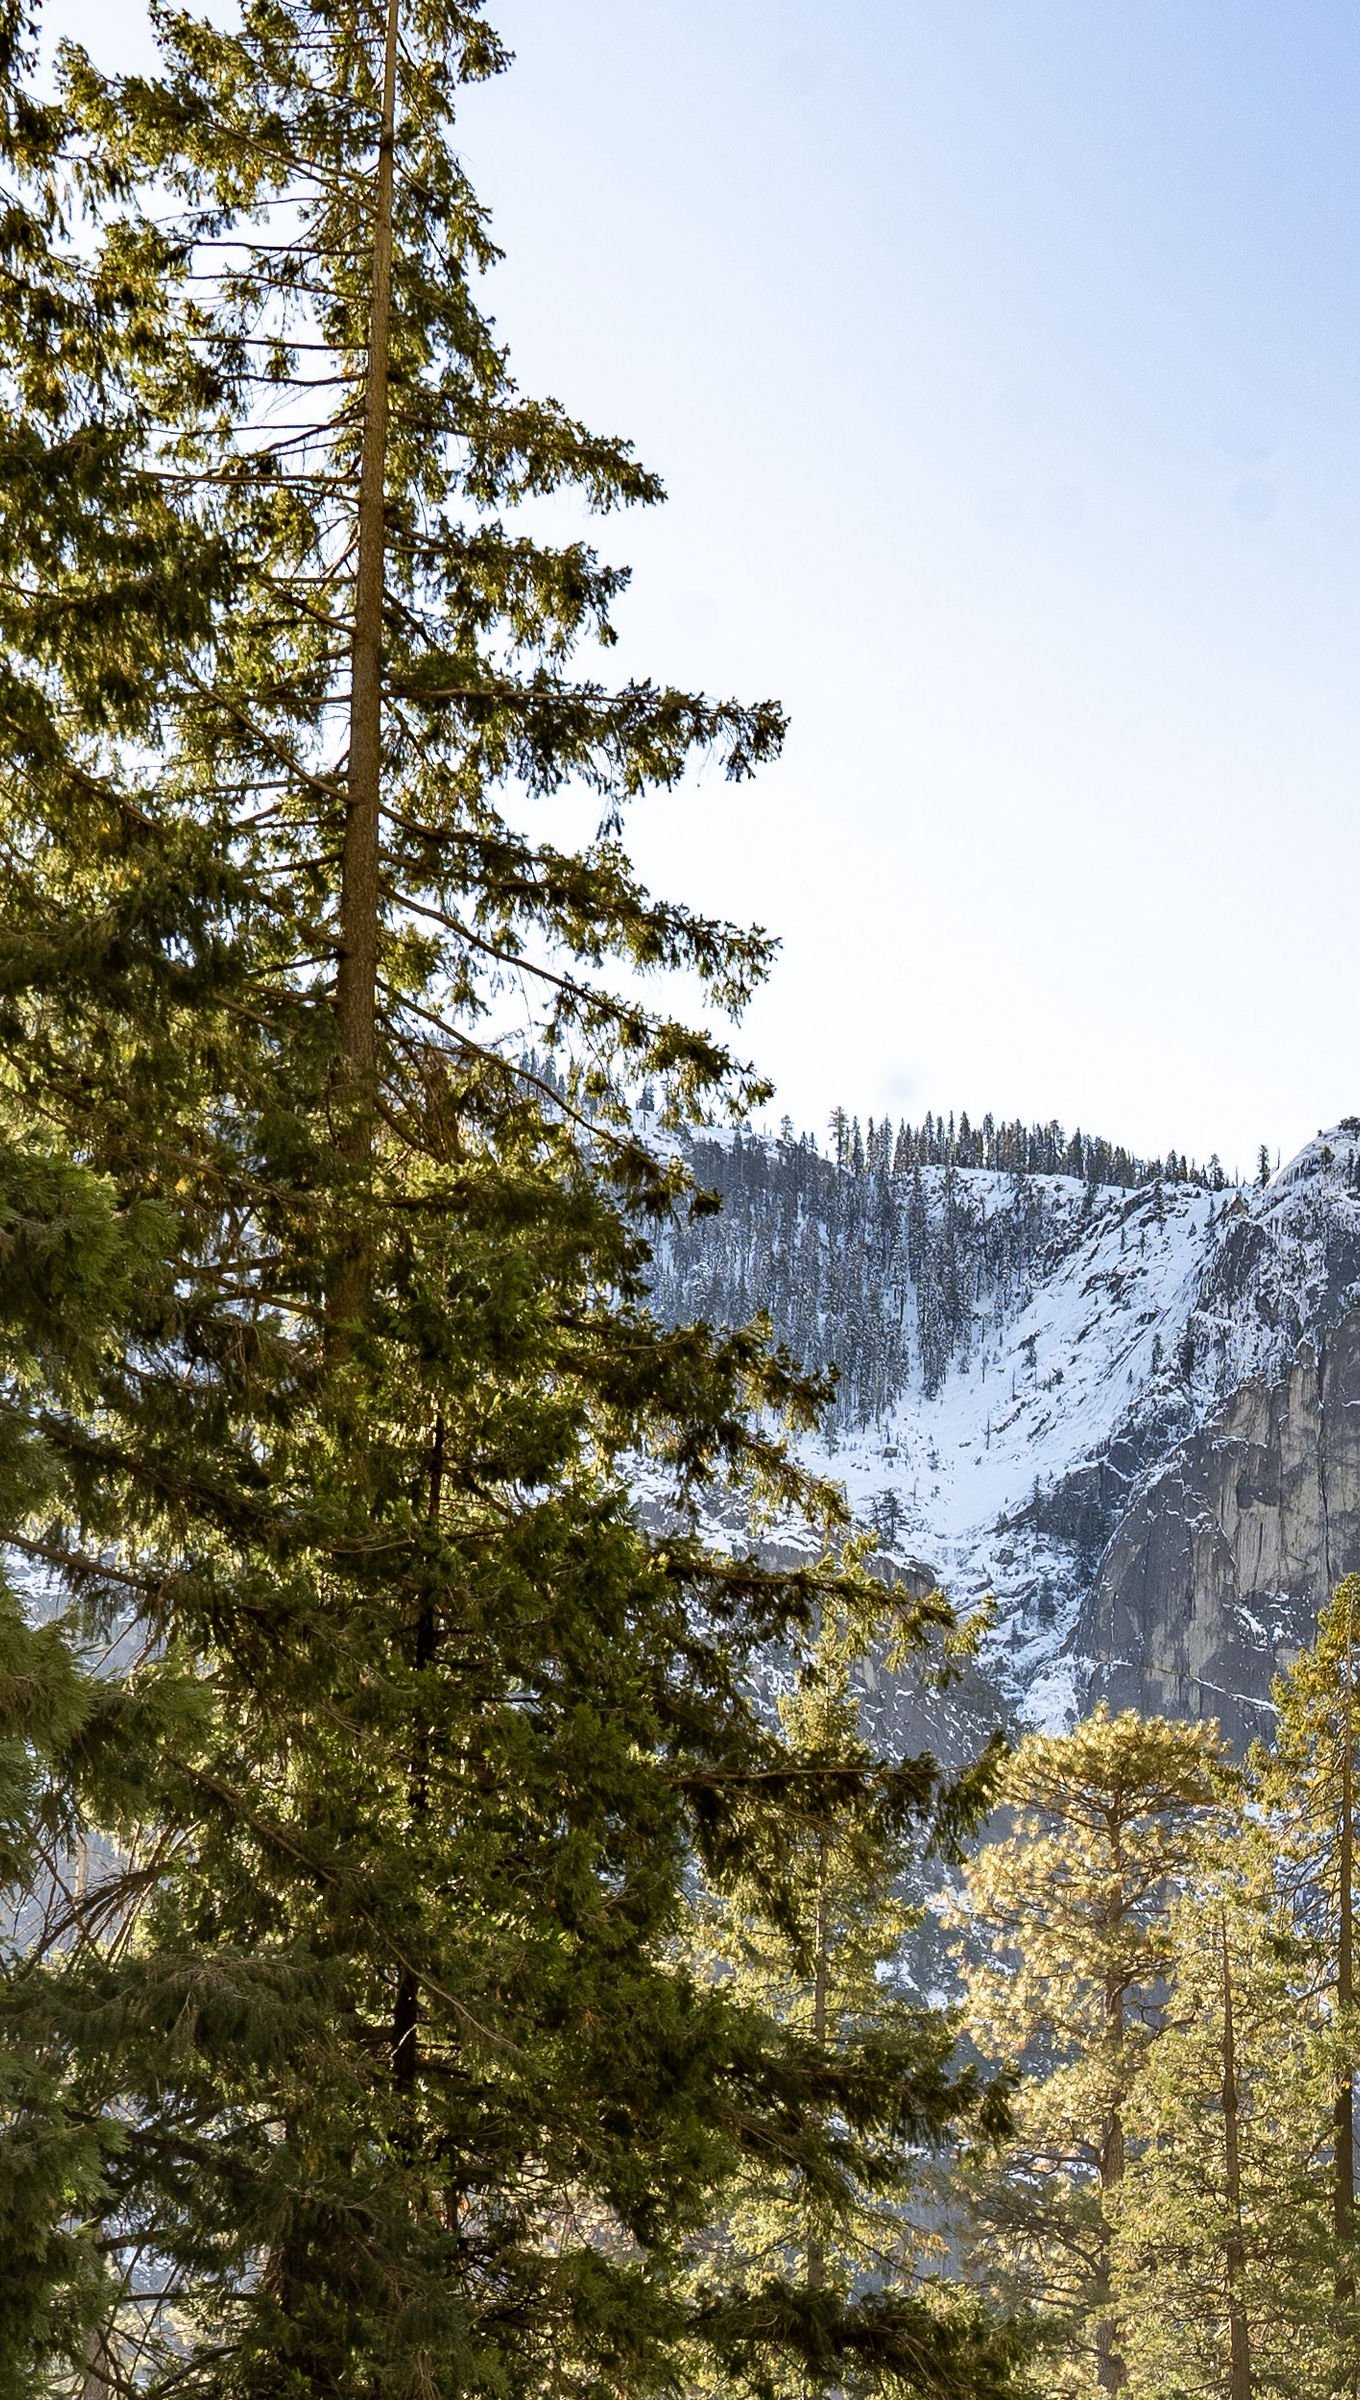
left=0, top=3, right=1020, bottom=2393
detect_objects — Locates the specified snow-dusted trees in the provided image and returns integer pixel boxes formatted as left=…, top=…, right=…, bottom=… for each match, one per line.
left=646, top=1128, right=1079, bottom=1424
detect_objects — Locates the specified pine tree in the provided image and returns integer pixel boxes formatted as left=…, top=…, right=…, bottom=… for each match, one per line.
left=0, top=11, right=261, bottom=2375
left=0, top=4, right=1027, bottom=2392
left=683, top=1599, right=1020, bottom=2398
left=0, top=1172, right=172, bottom=2389
left=1112, top=1812, right=1336, bottom=2400
left=1255, top=1572, right=1360, bottom=2383
left=950, top=1709, right=1225, bottom=2396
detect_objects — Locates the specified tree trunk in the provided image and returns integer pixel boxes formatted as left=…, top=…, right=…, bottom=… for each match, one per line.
left=1095, top=1969, right=1127, bottom=2395
left=333, top=0, right=399, bottom=1323
left=392, top=1409, right=444, bottom=2098
left=1220, top=1908, right=1252, bottom=2400
left=80, top=2325, right=111, bottom=2400
left=805, top=1831, right=829, bottom=2295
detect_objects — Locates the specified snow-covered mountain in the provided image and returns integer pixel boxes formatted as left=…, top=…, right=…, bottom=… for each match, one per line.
left=646, top=1118, right=1360, bottom=1747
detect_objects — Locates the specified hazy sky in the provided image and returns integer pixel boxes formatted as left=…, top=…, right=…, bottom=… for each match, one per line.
left=52, top=0, right=1360, bottom=1174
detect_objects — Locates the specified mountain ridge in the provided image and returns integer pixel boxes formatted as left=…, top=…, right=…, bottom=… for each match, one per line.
left=645, top=1113, right=1360, bottom=1746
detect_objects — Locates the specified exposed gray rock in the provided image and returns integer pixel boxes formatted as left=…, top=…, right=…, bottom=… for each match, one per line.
left=1072, top=1311, right=1360, bottom=1746
left=650, top=1118, right=1360, bottom=1748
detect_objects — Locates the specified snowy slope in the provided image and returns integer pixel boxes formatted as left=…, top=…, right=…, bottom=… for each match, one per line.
left=646, top=1120, right=1360, bottom=1736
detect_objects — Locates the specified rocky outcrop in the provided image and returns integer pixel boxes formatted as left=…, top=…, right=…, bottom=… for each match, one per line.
left=1072, top=1309, right=1360, bottom=1745
left=658, top=1116, right=1360, bottom=1745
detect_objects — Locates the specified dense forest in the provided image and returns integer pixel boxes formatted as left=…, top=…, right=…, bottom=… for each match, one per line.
left=640, top=1111, right=1207, bottom=1421
left=815, top=1105, right=1221, bottom=1187
left=0, top=2, right=1355, bottom=2397
left=943, top=1588, right=1360, bottom=2399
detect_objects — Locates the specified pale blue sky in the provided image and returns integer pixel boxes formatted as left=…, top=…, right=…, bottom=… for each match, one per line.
left=53, top=0, right=1360, bottom=1173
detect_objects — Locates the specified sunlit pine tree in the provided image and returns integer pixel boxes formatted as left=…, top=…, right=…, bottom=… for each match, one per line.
left=950, top=1708, right=1225, bottom=2398
left=1113, top=1810, right=1335, bottom=2399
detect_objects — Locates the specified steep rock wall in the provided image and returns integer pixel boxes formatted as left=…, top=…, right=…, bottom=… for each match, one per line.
left=1072, top=1308, right=1360, bottom=1745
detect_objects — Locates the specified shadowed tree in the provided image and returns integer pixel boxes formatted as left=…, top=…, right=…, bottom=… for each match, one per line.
left=682, top=1595, right=1017, bottom=2399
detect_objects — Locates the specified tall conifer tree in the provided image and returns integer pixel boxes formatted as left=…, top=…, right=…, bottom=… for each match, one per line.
left=683, top=1599, right=1015, bottom=2398
left=951, top=1710, right=1224, bottom=2397
left=1112, top=1817, right=1336, bottom=2400
left=0, top=3, right=1022, bottom=2393
left=1256, top=1572, right=1360, bottom=2385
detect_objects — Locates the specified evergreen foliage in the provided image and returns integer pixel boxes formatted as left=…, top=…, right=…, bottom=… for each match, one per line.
left=647, top=1134, right=1085, bottom=1421
left=1113, top=1817, right=1335, bottom=2398
left=948, top=1628, right=1360, bottom=2397
left=1255, top=1571, right=1360, bottom=2381
left=0, top=3, right=1026, bottom=2394
left=682, top=1599, right=1019, bottom=2399
left=949, top=1709, right=1226, bottom=2396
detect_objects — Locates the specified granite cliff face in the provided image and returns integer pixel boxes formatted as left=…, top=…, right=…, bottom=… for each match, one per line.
left=654, top=1120, right=1360, bottom=1743
left=1075, top=1310, right=1360, bottom=1745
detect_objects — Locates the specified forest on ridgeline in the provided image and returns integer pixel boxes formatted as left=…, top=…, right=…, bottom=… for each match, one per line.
left=0, top=0, right=1355, bottom=2394
left=641, top=1108, right=1218, bottom=1420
